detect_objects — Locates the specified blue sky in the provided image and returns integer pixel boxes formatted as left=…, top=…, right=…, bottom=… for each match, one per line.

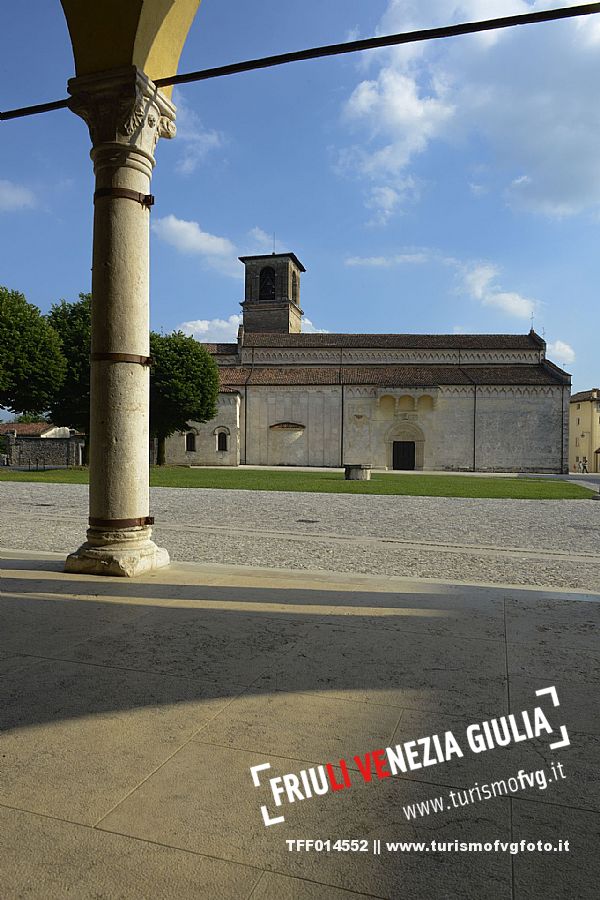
left=2, top=0, right=600, bottom=403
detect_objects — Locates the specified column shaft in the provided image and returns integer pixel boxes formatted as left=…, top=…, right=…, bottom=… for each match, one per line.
left=65, top=66, right=175, bottom=576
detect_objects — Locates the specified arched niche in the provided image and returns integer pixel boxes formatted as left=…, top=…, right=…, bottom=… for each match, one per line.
left=417, top=394, right=435, bottom=412
left=378, top=395, right=396, bottom=420
left=398, top=395, right=416, bottom=412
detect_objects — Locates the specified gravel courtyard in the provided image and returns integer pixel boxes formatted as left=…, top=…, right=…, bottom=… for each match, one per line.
left=1, top=481, right=599, bottom=591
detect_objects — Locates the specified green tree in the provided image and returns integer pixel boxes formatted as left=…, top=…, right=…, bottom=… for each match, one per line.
left=150, top=331, right=219, bottom=465
left=0, top=286, right=65, bottom=414
left=47, top=293, right=91, bottom=461
left=13, top=413, right=49, bottom=424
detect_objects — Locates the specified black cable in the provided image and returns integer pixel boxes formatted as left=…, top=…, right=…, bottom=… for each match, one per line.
left=2, top=2, right=600, bottom=122
left=156, top=2, right=600, bottom=89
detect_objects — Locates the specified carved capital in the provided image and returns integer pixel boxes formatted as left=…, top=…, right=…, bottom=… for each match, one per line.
left=68, top=66, right=176, bottom=162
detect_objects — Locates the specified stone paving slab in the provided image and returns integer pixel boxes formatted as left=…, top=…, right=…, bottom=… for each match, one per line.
left=1, top=549, right=598, bottom=898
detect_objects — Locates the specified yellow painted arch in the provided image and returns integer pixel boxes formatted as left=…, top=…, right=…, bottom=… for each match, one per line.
left=60, top=0, right=201, bottom=96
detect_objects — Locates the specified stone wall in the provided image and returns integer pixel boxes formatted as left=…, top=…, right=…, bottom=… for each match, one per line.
left=6, top=435, right=84, bottom=467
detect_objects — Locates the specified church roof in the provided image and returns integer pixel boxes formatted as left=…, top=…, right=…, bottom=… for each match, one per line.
left=240, top=331, right=546, bottom=350
left=202, top=343, right=238, bottom=354
left=218, top=362, right=568, bottom=390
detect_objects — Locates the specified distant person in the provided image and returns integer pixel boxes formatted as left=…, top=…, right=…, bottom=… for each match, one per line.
left=582, top=457, right=589, bottom=474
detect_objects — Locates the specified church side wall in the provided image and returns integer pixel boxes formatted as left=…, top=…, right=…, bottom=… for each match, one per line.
left=341, top=385, right=566, bottom=472
left=473, top=386, right=566, bottom=473
left=163, top=381, right=567, bottom=473
left=164, top=394, right=240, bottom=466
left=429, top=389, right=476, bottom=471
left=244, top=386, right=342, bottom=466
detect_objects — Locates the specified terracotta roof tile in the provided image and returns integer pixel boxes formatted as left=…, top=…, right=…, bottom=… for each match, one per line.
left=242, top=331, right=545, bottom=350
left=203, top=343, right=238, bottom=354
left=0, top=422, right=53, bottom=436
left=218, top=364, right=567, bottom=389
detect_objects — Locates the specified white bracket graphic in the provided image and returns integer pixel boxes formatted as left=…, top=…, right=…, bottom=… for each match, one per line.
left=250, top=763, right=286, bottom=826
left=535, top=687, right=569, bottom=750
left=250, top=763, right=271, bottom=787
left=261, top=804, right=285, bottom=827
left=549, top=725, right=570, bottom=750
left=535, top=685, right=560, bottom=707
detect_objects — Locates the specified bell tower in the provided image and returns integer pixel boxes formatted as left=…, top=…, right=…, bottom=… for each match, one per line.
left=239, top=252, right=305, bottom=333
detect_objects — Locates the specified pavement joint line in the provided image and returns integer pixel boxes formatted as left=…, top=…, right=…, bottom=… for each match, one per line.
left=389, top=709, right=406, bottom=747
left=244, top=870, right=383, bottom=900
left=0, top=804, right=279, bottom=882
left=246, top=871, right=266, bottom=900
left=91, top=671, right=283, bottom=830
left=0, top=800, right=101, bottom=830
left=388, top=709, right=406, bottom=748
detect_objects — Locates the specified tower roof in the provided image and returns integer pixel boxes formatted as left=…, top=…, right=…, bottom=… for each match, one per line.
left=238, top=252, right=306, bottom=272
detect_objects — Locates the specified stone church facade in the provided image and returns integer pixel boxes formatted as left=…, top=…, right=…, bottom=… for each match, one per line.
left=165, top=252, right=570, bottom=473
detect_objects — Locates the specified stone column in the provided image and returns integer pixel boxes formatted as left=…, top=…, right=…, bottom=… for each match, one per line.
left=65, top=66, right=175, bottom=576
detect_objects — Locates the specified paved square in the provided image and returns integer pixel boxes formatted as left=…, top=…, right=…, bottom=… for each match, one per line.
left=1, top=548, right=598, bottom=898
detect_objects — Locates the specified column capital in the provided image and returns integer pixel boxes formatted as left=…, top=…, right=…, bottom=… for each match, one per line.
left=67, top=65, right=176, bottom=162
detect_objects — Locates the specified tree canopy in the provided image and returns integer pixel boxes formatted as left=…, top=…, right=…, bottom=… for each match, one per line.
left=150, top=330, right=219, bottom=465
left=0, top=286, right=65, bottom=415
left=46, top=293, right=92, bottom=435
left=1, top=288, right=219, bottom=466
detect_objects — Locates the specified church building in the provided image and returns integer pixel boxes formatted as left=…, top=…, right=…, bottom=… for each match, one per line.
left=165, top=252, right=570, bottom=473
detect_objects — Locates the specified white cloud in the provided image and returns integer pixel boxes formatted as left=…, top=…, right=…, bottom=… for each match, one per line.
left=463, top=263, right=498, bottom=301
left=345, top=250, right=429, bottom=266
left=345, top=69, right=454, bottom=177
left=461, top=262, right=536, bottom=319
left=180, top=315, right=242, bottom=343
left=340, top=0, right=600, bottom=218
left=248, top=226, right=274, bottom=252
left=0, top=180, right=35, bottom=212
left=345, top=247, right=537, bottom=319
left=469, top=182, right=488, bottom=197
left=152, top=214, right=239, bottom=276
left=172, top=90, right=223, bottom=175
left=302, top=317, right=329, bottom=334
left=547, top=339, right=576, bottom=365
left=179, top=313, right=328, bottom=340
left=365, top=180, right=421, bottom=224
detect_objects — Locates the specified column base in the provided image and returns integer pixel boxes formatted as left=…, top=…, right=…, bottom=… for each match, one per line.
left=65, top=541, right=170, bottom=577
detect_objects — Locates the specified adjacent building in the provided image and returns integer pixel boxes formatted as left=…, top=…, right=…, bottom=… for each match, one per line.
left=569, top=389, right=600, bottom=473
left=0, top=422, right=84, bottom=467
left=165, top=252, right=571, bottom=473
